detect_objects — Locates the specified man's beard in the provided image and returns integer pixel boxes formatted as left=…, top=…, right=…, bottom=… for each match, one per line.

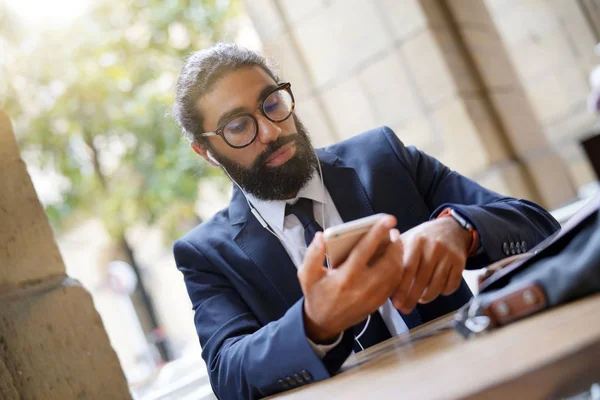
left=208, top=117, right=319, bottom=201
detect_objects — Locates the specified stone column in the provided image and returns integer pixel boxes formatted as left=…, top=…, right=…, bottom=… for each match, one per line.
left=485, top=0, right=599, bottom=192
left=245, top=0, right=341, bottom=148
left=440, top=0, right=577, bottom=208
left=0, top=110, right=130, bottom=399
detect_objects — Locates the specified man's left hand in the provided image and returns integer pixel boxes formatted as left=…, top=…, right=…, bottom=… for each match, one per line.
left=390, top=217, right=472, bottom=313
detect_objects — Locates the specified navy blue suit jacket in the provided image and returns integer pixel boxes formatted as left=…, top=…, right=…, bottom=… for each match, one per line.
left=174, top=127, right=560, bottom=399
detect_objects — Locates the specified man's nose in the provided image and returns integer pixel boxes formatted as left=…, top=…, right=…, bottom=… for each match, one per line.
left=256, top=113, right=282, bottom=144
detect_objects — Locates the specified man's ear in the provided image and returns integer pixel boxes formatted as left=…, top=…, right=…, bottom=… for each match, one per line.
left=191, top=143, right=220, bottom=167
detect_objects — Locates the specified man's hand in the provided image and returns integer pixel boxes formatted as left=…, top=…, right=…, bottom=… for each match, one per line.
left=391, top=217, right=472, bottom=314
left=298, top=215, right=403, bottom=343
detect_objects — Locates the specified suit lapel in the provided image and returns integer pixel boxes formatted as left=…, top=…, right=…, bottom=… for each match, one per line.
left=230, top=189, right=303, bottom=309
left=319, top=150, right=374, bottom=222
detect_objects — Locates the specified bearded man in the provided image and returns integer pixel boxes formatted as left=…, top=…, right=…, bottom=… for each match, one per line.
left=172, top=43, right=560, bottom=400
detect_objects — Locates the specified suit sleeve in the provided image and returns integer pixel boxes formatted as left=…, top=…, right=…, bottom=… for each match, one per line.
left=173, top=239, right=354, bottom=400
left=381, top=126, right=561, bottom=269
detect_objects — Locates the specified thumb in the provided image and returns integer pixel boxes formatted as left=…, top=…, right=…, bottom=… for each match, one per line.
left=298, top=232, right=327, bottom=292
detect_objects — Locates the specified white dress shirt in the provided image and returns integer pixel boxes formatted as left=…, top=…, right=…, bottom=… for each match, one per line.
left=247, top=172, right=408, bottom=357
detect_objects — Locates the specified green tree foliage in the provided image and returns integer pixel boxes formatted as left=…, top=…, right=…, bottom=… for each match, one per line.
left=2, top=0, right=241, bottom=361
left=0, top=0, right=238, bottom=240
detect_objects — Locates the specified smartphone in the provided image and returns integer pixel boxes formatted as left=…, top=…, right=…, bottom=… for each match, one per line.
left=323, top=213, right=389, bottom=268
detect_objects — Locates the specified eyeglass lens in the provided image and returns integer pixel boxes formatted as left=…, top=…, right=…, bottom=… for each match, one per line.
left=223, top=87, right=293, bottom=147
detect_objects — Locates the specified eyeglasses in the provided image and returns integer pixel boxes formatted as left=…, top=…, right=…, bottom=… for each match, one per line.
left=199, top=82, right=295, bottom=149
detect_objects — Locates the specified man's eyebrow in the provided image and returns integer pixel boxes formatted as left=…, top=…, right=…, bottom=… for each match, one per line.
left=257, top=84, right=278, bottom=103
left=215, top=84, right=279, bottom=129
left=216, top=106, right=248, bottom=129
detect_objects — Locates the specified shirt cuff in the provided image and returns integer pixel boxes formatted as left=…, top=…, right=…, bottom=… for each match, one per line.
left=306, top=332, right=344, bottom=358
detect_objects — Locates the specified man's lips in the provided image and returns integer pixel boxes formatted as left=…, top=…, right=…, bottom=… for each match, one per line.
left=265, top=142, right=296, bottom=165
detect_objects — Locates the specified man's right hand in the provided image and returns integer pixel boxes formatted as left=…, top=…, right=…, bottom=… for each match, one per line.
left=298, top=215, right=403, bottom=343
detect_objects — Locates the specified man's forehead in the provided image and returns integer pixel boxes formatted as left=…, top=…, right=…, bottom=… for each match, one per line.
left=196, top=67, right=277, bottom=122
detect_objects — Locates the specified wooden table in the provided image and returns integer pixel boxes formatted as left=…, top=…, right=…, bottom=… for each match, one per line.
left=271, top=294, right=600, bottom=399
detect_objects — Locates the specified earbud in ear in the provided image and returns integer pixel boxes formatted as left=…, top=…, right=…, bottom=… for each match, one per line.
left=207, top=151, right=221, bottom=166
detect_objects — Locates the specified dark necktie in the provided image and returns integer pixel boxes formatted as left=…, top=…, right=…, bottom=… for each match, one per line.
left=285, top=198, right=324, bottom=247
left=285, top=198, right=391, bottom=352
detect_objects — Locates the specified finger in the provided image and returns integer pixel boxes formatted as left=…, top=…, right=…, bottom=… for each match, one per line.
left=390, top=228, right=402, bottom=243
left=367, top=231, right=405, bottom=296
left=384, top=229, right=404, bottom=278
left=442, top=263, right=464, bottom=296
left=419, top=258, right=452, bottom=304
left=298, top=232, right=327, bottom=292
left=345, top=215, right=396, bottom=271
left=400, top=250, right=436, bottom=313
left=389, top=229, right=404, bottom=267
left=369, top=228, right=403, bottom=266
left=391, top=236, right=421, bottom=310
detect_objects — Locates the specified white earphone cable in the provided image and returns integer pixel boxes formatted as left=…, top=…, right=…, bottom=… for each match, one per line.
left=354, top=314, right=371, bottom=341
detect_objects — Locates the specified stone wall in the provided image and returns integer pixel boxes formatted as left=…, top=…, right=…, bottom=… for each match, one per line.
left=0, top=109, right=130, bottom=399
left=486, top=0, right=599, bottom=190
left=244, top=0, right=600, bottom=209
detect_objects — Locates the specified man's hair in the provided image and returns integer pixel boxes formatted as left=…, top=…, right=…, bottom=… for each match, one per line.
left=172, top=43, right=279, bottom=144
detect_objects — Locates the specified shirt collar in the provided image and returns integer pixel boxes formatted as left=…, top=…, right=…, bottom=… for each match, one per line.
left=246, top=170, right=327, bottom=231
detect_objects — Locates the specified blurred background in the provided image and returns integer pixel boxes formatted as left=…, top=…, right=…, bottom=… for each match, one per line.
left=2, top=0, right=600, bottom=398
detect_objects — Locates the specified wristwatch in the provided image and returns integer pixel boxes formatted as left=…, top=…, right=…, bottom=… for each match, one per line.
left=437, top=208, right=480, bottom=256
left=448, top=209, right=473, bottom=230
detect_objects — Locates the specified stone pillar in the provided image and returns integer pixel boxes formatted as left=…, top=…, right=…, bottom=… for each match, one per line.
left=0, top=110, right=130, bottom=399
left=441, top=0, right=577, bottom=208
left=580, top=0, right=600, bottom=41
left=245, top=0, right=341, bottom=148
left=485, top=0, right=599, bottom=192
left=244, top=0, right=578, bottom=209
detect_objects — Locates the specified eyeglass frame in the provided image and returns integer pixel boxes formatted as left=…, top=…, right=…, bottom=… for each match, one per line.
left=198, top=82, right=295, bottom=149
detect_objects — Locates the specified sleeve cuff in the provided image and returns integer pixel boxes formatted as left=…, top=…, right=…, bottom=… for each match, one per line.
left=306, top=333, right=345, bottom=358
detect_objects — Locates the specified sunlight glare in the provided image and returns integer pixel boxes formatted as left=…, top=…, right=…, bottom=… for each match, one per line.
left=4, top=0, right=92, bottom=28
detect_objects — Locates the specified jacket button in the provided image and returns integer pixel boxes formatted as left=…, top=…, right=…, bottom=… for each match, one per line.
left=278, top=379, right=289, bottom=389
left=301, top=370, right=313, bottom=382
left=510, top=242, right=516, bottom=255
left=286, top=377, right=296, bottom=387
left=515, top=242, right=521, bottom=254
left=521, top=241, right=527, bottom=252
left=293, top=374, right=304, bottom=385
left=502, top=242, right=510, bottom=255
